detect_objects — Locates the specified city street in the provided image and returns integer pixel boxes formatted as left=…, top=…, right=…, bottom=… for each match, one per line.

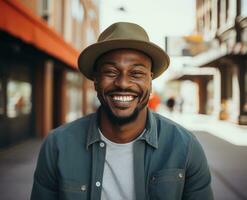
left=0, top=130, right=247, bottom=200
left=1, top=0, right=247, bottom=200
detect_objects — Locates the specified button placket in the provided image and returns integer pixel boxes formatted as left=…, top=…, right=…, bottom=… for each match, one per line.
left=90, top=142, right=105, bottom=199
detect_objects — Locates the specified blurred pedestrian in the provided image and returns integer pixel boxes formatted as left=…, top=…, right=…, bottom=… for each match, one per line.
left=166, top=97, right=176, bottom=112
left=31, top=22, right=213, bottom=200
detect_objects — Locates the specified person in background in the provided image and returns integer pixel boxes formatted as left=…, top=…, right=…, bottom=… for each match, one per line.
left=166, top=97, right=176, bottom=112
left=31, top=22, right=214, bottom=200
left=148, top=91, right=161, bottom=111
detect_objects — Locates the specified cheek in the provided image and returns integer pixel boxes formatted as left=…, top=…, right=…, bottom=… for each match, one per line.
left=136, top=80, right=152, bottom=98
left=95, top=78, right=112, bottom=96
left=140, top=78, right=152, bottom=91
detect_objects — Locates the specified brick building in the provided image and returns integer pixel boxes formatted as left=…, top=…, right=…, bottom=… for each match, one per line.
left=0, top=0, right=99, bottom=148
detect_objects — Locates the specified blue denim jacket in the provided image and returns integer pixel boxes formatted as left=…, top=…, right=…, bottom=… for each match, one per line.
left=31, top=110, right=213, bottom=200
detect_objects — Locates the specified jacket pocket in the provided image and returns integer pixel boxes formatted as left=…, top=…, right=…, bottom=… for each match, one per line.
left=149, top=168, right=185, bottom=200
left=59, top=180, right=88, bottom=200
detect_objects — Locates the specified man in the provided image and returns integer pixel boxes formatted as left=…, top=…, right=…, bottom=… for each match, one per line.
left=31, top=22, right=214, bottom=200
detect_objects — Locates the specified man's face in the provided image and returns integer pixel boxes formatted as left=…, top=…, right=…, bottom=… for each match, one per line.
left=94, top=49, right=153, bottom=124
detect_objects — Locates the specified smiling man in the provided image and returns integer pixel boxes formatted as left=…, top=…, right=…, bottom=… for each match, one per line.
left=31, top=22, right=214, bottom=200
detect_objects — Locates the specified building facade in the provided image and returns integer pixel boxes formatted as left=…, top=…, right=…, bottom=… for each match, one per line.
left=190, top=0, right=247, bottom=124
left=0, top=0, right=99, bottom=148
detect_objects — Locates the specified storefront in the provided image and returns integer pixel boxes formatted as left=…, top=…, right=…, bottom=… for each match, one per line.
left=0, top=31, right=37, bottom=147
left=0, top=0, right=83, bottom=148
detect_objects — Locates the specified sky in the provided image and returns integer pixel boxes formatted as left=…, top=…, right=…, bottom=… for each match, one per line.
left=100, top=0, right=196, bottom=48
left=99, top=0, right=196, bottom=91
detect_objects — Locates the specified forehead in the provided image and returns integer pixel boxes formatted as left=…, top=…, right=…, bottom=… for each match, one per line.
left=96, top=49, right=152, bottom=65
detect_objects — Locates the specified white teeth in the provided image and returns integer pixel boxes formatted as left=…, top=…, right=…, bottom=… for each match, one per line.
left=113, top=96, right=134, bottom=102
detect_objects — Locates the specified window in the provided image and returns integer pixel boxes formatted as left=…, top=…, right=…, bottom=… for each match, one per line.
left=217, top=0, right=221, bottom=28
left=86, top=27, right=96, bottom=45
left=241, top=0, right=247, bottom=16
left=244, top=68, right=247, bottom=112
left=71, top=0, right=85, bottom=22
left=93, top=0, right=100, bottom=6
left=0, top=80, right=4, bottom=115
left=7, top=80, right=32, bottom=118
left=65, top=72, right=83, bottom=122
left=41, top=0, right=51, bottom=21
left=226, top=0, right=229, bottom=20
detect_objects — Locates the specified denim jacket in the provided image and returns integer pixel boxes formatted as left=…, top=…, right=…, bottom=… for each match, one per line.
left=31, top=110, right=214, bottom=200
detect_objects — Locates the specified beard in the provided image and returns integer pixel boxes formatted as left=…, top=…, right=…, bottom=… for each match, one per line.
left=98, top=89, right=150, bottom=126
left=100, top=104, right=140, bottom=125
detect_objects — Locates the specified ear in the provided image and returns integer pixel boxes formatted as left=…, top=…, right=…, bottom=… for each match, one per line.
left=150, top=72, right=154, bottom=79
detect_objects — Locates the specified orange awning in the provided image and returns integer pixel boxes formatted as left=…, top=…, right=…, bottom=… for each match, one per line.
left=0, top=0, right=79, bottom=69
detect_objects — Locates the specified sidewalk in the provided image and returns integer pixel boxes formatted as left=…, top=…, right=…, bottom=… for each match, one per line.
left=0, top=138, right=42, bottom=200
left=158, top=110, right=247, bottom=146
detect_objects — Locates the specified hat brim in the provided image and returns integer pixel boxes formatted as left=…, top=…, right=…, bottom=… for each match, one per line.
left=78, top=39, right=170, bottom=80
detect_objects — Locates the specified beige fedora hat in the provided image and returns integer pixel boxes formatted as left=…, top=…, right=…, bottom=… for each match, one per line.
left=78, top=22, right=170, bottom=80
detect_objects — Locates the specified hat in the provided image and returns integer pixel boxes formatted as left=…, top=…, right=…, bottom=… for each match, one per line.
left=78, top=22, right=170, bottom=80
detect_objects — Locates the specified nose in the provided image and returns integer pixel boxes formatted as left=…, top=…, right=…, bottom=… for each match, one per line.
left=114, top=73, right=131, bottom=89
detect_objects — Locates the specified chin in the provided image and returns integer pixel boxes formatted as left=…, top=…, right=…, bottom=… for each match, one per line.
left=102, top=106, right=140, bottom=125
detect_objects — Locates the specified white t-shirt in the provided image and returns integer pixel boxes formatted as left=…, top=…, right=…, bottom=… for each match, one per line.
left=99, top=129, right=144, bottom=200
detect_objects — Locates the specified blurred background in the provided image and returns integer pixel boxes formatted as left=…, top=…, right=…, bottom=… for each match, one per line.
left=0, top=0, right=247, bottom=199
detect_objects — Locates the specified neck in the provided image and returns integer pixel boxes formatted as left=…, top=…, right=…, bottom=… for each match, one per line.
left=99, top=108, right=148, bottom=143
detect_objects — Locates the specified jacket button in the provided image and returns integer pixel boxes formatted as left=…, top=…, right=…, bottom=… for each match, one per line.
left=81, top=185, right=87, bottom=191
left=99, top=142, right=105, bottom=148
left=96, top=181, right=101, bottom=187
left=178, top=173, right=183, bottom=178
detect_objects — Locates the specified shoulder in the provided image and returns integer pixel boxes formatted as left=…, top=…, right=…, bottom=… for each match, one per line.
left=43, top=113, right=97, bottom=147
left=152, top=112, right=195, bottom=142
left=152, top=112, right=203, bottom=161
left=152, top=112, right=207, bottom=167
left=56, top=112, right=94, bottom=130
left=52, top=113, right=95, bottom=135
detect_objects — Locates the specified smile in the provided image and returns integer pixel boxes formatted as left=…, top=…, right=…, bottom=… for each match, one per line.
left=112, top=95, right=135, bottom=102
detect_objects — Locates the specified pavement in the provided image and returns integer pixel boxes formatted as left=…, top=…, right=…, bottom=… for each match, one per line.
left=193, top=131, right=247, bottom=200
left=159, top=111, right=247, bottom=146
left=0, top=139, right=42, bottom=200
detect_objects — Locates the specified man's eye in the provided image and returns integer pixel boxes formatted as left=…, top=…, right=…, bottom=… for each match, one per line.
left=130, top=71, right=145, bottom=78
left=103, top=71, right=118, bottom=77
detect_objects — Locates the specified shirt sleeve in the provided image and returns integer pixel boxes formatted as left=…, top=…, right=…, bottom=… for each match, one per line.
left=31, top=132, right=59, bottom=200
left=182, top=135, right=214, bottom=200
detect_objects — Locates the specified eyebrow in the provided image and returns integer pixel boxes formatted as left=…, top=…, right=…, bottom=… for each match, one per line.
left=100, top=61, right=116, bottom=66
left=97, top=60, right=150, bottom=72
left=94, top=61, right=116, bottom=72
left=132, top=63, right=148, bottom=68
left=101, top=61, right=147, bottom=68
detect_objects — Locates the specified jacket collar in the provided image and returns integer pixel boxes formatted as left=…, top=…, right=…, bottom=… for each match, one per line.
left=86, top=112, right=101, bottom=149
left=140, top=109, right=158, bottom=149
left=86, top=108, right=158, bottom=149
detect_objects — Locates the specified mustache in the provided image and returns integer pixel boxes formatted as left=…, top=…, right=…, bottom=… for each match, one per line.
left=105, top=89, right=140, bottom=95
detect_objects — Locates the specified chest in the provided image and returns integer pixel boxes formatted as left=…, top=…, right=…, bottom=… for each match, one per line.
left=56, top=141, right=186, bottom=200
